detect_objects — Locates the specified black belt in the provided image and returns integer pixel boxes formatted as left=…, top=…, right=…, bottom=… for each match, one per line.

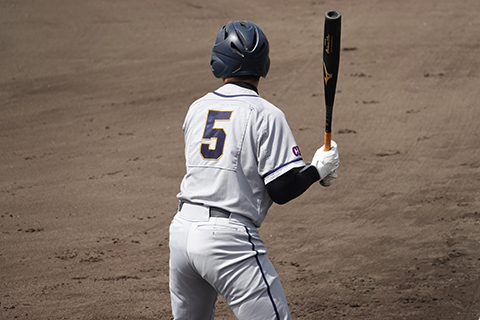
left=179, top=202, right=231, bottom=219
left=209, top=207, right=231, bottom=218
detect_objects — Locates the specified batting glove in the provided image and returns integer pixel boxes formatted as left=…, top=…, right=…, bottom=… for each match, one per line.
left=319, top=169, right=338, bottom=187
left=312, top=140, right=339, bottom=183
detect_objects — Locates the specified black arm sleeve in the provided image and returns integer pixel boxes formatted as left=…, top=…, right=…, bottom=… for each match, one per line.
left=266, top=165, right=320, bottom=205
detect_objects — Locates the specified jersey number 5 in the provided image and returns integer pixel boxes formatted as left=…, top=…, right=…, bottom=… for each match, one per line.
left=200, top=110, right=233, bottom=160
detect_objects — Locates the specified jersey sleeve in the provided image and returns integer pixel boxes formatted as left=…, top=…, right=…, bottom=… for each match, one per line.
left=257, top=103, right=305, bottom=185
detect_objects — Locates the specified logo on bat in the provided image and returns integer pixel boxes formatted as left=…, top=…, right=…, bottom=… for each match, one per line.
left=324, top=34, right=332, bottom=54
left=323, top=62, right=332, bottom=85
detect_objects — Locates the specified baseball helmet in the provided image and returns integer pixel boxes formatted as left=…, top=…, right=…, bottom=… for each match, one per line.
left=210, top=21, right=270, bottom=79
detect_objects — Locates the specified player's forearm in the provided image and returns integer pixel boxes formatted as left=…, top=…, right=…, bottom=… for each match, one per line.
left=266, top=165, right=320, bottom=204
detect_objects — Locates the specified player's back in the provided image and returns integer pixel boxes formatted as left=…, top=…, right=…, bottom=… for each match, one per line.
left=178, top=83, right=280, bottom=226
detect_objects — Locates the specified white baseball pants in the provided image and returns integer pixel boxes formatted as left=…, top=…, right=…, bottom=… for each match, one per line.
left=169, top=202, right=292, bottom=320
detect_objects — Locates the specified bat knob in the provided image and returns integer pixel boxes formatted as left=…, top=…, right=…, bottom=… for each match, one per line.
left=326, top=10, right=341, bottom=20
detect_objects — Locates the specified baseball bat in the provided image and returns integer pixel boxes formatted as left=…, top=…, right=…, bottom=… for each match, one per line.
left=323, top=10, right=341, bottom=151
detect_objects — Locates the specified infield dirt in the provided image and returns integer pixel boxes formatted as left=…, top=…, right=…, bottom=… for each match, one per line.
left=1, top=0, right=479, bottom=319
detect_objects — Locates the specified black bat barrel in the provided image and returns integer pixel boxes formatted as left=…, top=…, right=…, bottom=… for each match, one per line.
left=323, top=10, right=341, bottom=134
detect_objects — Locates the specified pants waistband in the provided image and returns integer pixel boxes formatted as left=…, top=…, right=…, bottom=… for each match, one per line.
left=177, top=202, right=255, bottom=227
left=179, top=201, right=230, bottom=219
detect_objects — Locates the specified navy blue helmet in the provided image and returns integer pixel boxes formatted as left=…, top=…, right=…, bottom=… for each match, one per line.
left=210, top=21, right=270, bottom=79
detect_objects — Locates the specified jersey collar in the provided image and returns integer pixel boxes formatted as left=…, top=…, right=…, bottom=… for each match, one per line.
left=213, top=82, right=259, bottom=98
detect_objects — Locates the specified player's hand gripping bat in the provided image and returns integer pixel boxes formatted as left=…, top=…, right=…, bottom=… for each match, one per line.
left=323, top=10, right=341, bottom=151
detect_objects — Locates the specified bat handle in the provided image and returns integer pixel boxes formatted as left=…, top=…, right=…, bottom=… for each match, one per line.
left=324, top=132, right=331, bottom=151
left=324, top=104, right=333, bottom=151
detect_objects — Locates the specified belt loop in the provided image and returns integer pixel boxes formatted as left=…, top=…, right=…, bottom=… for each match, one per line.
left=178, top=202, right=209, bottom=221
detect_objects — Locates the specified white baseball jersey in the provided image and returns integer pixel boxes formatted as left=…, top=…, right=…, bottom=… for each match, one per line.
left=177, top=83, right=305, bottom=227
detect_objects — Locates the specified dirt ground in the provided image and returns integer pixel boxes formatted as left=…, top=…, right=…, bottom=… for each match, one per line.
left=1, top=0, right=479, bottom=319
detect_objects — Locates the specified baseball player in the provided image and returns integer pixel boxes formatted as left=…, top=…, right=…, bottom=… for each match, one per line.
left=169, top=21, right=339, bottom=320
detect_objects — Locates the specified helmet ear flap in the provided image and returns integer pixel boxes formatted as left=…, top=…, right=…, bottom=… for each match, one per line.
left=210, top=55, right=226, bottom=78
left=262, top=57, right=270, bottom=77
left=211, top=53, right=237, bottom=78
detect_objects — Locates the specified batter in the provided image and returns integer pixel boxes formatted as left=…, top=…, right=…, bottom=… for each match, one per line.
left=169, top=21, right=340, bottom=320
